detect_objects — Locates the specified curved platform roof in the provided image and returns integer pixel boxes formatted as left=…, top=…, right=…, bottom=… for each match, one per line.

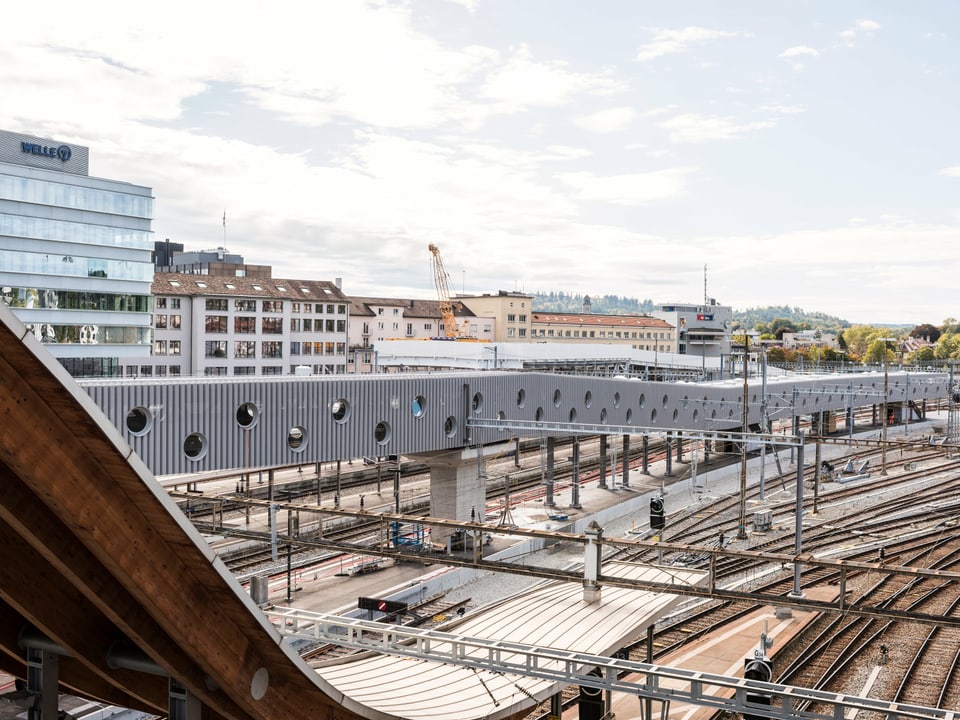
left=314, top=561, right=705, bottom=720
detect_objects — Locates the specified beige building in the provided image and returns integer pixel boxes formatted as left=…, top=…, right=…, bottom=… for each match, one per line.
left=347, top=296, right=494, bottom=372
left=531, top=311, right=676, bottom=352
left=458, top=291, right=534, bottom=342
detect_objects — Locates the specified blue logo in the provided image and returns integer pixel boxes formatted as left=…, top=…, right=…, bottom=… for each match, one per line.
left=20, top=141, right=72, bottom=162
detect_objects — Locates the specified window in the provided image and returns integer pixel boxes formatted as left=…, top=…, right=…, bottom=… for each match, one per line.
left=326, top=319, right=335, bottom=332
left=303, top=318, right=312, bottom=331
left=337, top=319, right=346, bottom=332
left=262, top=300, right=283, bottom=313
left=290, top=341, right=301, bottom=355
left=205, top=340, right=227, bottom=358
left=170, top=315, right=181, bottom=329
left=406, top=323, right=413, bottom=335
left=155, top=366, right=167, bottom=377
left=234, top=340, right=256, bottom=358
left=261, top=317, right=283, bottom=334
left=262, top=341, right=283, bottom=358
left=206, top=298, right=228, bottom=311
left=519, top=314, right=527, bottom=322
left=154, top=340, right=167, bottom=355
left=336, top=342, right=345, bottom=354
left=233, top=366, right=255, bottom=376
left=303, top=303, right=312, bottom=313
left=204, top=366, right=228, bottom=376
left=156, top=298, right=167, bottom=309
left=235, top=299, right=256, bottom=312
left=170, top=340, right=181, bottom=355
left=170, top=298, right=181, bottom=309
left=205, top=316, right=227, bottom=333
left=507, top=313, right=516, bottom=322
left=235, top=316, right=256, bottom=333
left=338, top=305, right=345, bottom=314
left=507, top=327, right=515, bottom=337
left=155, top=314, right=167, bottom=329
left=325, top=342, right=335, bottom=355
left=169, top=365, right=181, bottom=376
left=262, top=366, right=282, bottom=376
left=290, top=318, right=301, bottom=332
left=424, top=323, right=432, bottom=331
left=291, top=302, right=301, bottom=313
left=327, top=304, right=335, bottom=314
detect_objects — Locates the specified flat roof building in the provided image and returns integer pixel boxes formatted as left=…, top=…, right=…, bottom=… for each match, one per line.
left=0, top=128, right=155, bottom=377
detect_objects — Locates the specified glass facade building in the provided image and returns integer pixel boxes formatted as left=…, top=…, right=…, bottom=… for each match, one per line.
left=0, top=129, right=154, bottom=377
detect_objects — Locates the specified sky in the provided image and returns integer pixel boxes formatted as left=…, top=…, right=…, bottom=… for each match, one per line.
left=4, top=1, right=959, bottom=326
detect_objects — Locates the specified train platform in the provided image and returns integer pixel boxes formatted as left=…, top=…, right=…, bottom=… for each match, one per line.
left=601, top=585, right=839, bottom=720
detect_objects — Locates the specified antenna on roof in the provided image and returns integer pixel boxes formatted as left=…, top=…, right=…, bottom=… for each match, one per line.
left=222, top=210, right=227, bottom=247
left=703, top=263, right=708, bottom=304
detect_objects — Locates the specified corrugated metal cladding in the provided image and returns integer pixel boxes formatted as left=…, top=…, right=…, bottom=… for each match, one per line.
left=79, top=370, right=949, bottom=477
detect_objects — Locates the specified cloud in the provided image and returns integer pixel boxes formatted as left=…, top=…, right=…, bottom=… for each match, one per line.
left=939, top=167, right=960, bottom=177
left=479, top=44, right=628, bottom=111
left=636, top=27, right=739, bottom=62
left=572, top=107, right=639, bottom=133
left=556, top=167, right=696, bottom=205
left=659, top=113, right=775, bottom=143
left=760, top=105, right=806, bottom=115
left=838, top=19, right=881, bottom=46
left=778, top=46, right=819, bottom=58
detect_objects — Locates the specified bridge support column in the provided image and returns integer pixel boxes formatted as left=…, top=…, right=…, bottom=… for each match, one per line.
left=675, top=433, right=683, bottom=463
left=544, top=437, right=556, bottom=508
left=25, top=646, right=58, bottom=720
left=641, top=434, right=650, bottom=475
left=425, top=450, right=490, bottom=547
left=621, top=435, right=630, bottom=488
left=665, top=432, right=674, bottom=477
left=598, top=435, right=608, bottom=489
left=704, top=438, right=711, bottom=463
left=569, top=437, right=582, bottom=509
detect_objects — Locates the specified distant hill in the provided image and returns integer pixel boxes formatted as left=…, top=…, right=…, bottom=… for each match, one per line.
left=532, top=293, right=850, bottom=331
left=532, top=291, right=656, bottom=315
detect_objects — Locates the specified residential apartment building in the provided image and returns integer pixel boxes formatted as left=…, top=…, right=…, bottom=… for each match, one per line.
left=652, top=300, right=732, bottom=359
left=347, top=296, right=492, bottom=372
left=0, top=128, right=154, bottom=377
left=458, top=291, right=533, bottom=342
left=531, top=312, right=676, bottom=352
left=144, top=273, right=349, bottom=377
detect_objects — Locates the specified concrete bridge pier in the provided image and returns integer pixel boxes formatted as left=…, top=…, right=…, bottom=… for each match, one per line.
left=423, top=447, right=493, bottom=547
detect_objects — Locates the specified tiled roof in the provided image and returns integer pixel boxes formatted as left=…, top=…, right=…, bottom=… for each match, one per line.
left=349, top=296, right=476, bottom=319
left=532, top=312, right=673, bottom=329
left=152, top=273, right=347, bottom=301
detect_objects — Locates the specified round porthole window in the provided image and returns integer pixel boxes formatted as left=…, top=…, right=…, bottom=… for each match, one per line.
left=472, top=392, right=484, bottom=414
left=584, top=391, right=593, bottom=408
left=236, top=402, right=258, bottom=428
left=444, top=416, right=457, bottom=438
left=288, top=425, right=307, bottom=451
left=411, top=395, right=427, bottom=418
left=183, top=432, right=207, bottom=461
left=375, top=421, right=392, bottom=445
left=553, top=389, right=562, bottom=407
left=517, top=388, right=526, bottom=408
left=126, top=406, right=152, bottom=436
left=332, top=398, right=350, bottom=424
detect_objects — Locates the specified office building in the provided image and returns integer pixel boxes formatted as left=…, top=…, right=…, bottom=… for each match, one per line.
left=0, top=129, right=154, bottom=377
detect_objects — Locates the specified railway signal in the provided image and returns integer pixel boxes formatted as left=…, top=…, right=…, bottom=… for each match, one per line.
left=649, top=496, right=665, bottom=530
left=742, top=655, right=773, bottom=720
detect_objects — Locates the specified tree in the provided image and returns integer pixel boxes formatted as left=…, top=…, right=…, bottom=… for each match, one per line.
left=934, top=334, right=960, bottom=360
left=842, top=325, right=883, bottom=359
left=864, top=339, right=896, bottom=365
left=909, top=323, right=941, bottom=343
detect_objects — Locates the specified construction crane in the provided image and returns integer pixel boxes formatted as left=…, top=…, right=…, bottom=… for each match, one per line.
left=428, top=243, right=460, bottom=338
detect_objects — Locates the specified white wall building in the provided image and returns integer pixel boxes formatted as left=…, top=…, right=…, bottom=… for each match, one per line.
left=144, top=273, right=349, bottom=377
